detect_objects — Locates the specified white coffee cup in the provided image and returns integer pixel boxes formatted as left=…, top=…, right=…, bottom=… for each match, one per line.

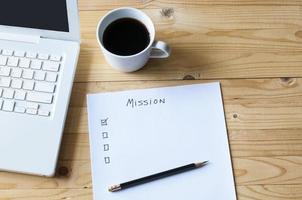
left=96, top=7, right=171, bottom=72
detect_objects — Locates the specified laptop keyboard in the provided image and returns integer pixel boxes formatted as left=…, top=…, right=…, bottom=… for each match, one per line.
left=0, top=49, right=62, bottom=117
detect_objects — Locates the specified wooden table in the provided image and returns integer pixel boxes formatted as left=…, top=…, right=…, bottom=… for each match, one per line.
left=1, top=1, right=302, bottom=199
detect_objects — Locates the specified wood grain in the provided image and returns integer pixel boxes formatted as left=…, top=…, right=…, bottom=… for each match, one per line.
left=0, top=189, right=92, bottom=200
left=78, top=0, right=302, bottom=11
left=234, top=156, right=302, bottom=185
left=1, top=185, right=302, bottom=200
left=77, top=5, right=302, bottom=81
left=229, top=130, right=302, bottom=157
left=0, top=156, right=301, bottom=190
left=0, top=161, right=91, bottom=190
left=237, top=184, right=302, bottom=200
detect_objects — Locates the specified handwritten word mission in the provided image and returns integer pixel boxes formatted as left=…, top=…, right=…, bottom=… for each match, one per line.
left=126, top=98, right=166, bottom=108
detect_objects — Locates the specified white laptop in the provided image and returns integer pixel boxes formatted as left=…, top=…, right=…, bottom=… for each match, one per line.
left=0, top=0, right=80, bottom=176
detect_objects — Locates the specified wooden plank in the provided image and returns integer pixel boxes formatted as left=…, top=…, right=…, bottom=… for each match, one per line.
left=234, top=156, right=302, bottom=185
left=0, top=185, right=302, bottom=200
left=237, top=184, right=302, bottom=200
left=1, top=184, right=302, bottom=200
left=76, top=50, right=302, bottom=82
left=0, top=189, right=92, bottom=200
left=59, top=133, right=89, bottom=161
left=66, top=79, right=302, bottom=133
left=78, top=0, right=302, bottom=11
left=0, top=161, right=92, bottom=190
left=77, top=6, right=302, bottom=81
left=0, top=156, right=301, bottom=189
left=58, top=129, right=302, bottom=161
left=80, top=7, right=302, bottom=45
left=229, top=130, right=302, bottom=157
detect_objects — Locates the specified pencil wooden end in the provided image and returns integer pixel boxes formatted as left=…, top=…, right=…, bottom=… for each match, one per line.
left=108, top=184, right=121, bottom=192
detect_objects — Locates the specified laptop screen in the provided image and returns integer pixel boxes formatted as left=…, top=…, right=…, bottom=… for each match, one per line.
left=0, top=0, right=69, bottom=32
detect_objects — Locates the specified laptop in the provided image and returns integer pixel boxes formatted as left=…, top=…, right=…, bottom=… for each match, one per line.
left=0, top=0, right=80, bottom=176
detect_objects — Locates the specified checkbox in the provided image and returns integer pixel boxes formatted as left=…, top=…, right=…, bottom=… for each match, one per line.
left=104, top=144, right=109, bottom=151
left=102, top=132, right=108, bottom=139
left=104, top=157, right=110, bottom=164
left=101, top=118, right=108, bottom=126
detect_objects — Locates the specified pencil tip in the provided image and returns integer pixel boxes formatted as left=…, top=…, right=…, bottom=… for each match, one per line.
left=195, top=161, right=209, bottom=167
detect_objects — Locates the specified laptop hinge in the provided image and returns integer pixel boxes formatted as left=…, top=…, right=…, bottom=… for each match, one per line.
left=0, top=32, right=40, bottom=44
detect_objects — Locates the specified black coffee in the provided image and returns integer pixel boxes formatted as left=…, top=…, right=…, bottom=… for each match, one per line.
left=103, top=18, right=150, bottom=56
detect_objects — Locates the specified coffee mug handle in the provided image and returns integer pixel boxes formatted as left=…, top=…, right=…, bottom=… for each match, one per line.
left=150, top=41, right=171, bottom=58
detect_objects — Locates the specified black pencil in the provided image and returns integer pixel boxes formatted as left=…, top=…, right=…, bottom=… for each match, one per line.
left=108, top=161, right=209, bottom=192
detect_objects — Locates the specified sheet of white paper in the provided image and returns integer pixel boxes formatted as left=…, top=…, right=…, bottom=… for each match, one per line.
left=87, top=82, right=237, bottom=200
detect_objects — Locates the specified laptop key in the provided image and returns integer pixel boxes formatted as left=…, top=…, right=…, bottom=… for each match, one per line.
left=11, top=79, right=23, bottom=89
left=34, top=71, right=46, bottom=81
left=26, top=52, right=37, bottom=58
left=14, top=90, right=26, bottom=100
left=38, top=110, right=50, bottom=117
left=14, top=106, right=26, bottom=113
left=11, top=68, right=22, bottom=78
left=26, top=91, right=53, bottom=104
left=23, top=80, right=35, bottom=90
left=38, top=53, right=49, bottom=60
left=30, top=60, right=42, bottom=69
left=3, top=89, right=14, bottom=99
left=26, top=108, right=37, bottom=115
left=0, top=66, right=11, bottom=76
left=0, top=77, right=11, bottom=87
left=14, top=51, right=25, bottom=57
left=2, top=50, right=13, bottom=56
left=0, top=56, right=7, bottom=65
left=43, top=61, right=60, bottom=72
left=19, top=58, right=31, bottom=68
left=25, top=102, right=39, bottom=110
left=22, top=69, right=34, bottom=79
left=2, top=100, right=15, bottom=112
left=50, top=55, right=62, bottom=62
left=35, top=82, right=55, bottom=93
left=7, top=57, right=19, bottom=67
left=46, top=72, right=57, bottom=82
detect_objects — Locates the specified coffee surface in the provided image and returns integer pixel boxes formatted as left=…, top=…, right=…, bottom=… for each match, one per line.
left=103, top=18, right=150, bottom=56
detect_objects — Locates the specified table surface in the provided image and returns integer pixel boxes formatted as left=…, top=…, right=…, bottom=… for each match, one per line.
left=1, top=1, right=302, bottom=199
